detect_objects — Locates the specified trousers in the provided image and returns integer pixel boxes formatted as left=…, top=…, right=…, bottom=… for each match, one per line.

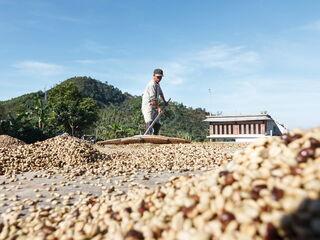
left=145, top=121, right=161, bottom=135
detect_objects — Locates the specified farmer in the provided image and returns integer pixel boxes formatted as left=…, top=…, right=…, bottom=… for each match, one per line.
left=142, top=68, right=168, bottom=135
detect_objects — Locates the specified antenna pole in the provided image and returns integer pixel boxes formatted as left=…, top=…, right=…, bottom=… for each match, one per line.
left=208, top=88, right=213, bottom=116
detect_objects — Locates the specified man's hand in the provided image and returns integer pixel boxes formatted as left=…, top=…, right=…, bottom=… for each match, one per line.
left=150, top=100, right=158, bottom=107
left=157, top=107, right=162, bottom=113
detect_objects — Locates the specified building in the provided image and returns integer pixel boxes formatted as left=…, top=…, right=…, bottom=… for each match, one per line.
left=204, top=114, right=286, bottom=142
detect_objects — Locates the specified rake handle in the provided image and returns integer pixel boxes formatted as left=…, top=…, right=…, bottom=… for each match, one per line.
left=143, top=98, right=171, bottom=135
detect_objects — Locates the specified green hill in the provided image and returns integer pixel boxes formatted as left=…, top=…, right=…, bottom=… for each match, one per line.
left=0, top=76, right=128, bottom=117
left=61, top=76, right=129, bottom=107
left=0, top=76, right=209, bottom=142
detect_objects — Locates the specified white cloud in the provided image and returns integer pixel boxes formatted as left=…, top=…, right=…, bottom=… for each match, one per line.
left=82, top=40, right=110, bottom=54
left=14, top=61, right=65, bottom=76
left=30, top=11, right=84, bottom=24
left=74, top=59, right=97, bottom=64
left=194, top=45, right=260, bottom=71
left=53, top=16, right=82, bottom=23
left=300, top=19, right=320, bottom=31
left=162, top=44, right=260, bottom=85
left=73, top=58, right=122, bottom=65
left=165, top=62, right=187, bottom=85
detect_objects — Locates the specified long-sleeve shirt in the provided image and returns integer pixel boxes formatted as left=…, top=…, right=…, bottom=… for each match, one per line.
left=141, top=80, right=163, bottom=122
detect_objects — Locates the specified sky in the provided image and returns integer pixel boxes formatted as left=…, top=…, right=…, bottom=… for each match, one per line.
left=0, top=0, right=319, bottom=129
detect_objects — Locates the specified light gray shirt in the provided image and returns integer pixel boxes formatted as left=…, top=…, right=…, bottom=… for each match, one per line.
left=141, top=80, right=163, bottom=122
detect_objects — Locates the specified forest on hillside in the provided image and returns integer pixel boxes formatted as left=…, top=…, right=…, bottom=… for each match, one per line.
left=0, top=77, right=209, bottom=143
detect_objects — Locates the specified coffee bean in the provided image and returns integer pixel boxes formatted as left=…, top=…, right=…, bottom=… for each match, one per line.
left=281, top=134, right=291, bottom=145
left=152, top=228, right=163, bottom=238
left=309, top=137, right=320, bottom=148
left=251, top=190, right=260, bottom=200
left=219, top=211, right=235, bottom=230
left=181, top=205, right=196, bottom=218
left=281, top=134, right=302, bottom=145
left=265, top=223, right=283, bottom=240
left=125, top=229, right=144, bottom=240
left=251, top=184, right=267, bottom=200
left=224, top=173, right=235, bottom=185
left=261, top=205, right=272, bottom=213
left=190, top=194, right=200, bottom=203
left=253, top=184, right=267, bottom=192
left=296, top=148, right=315, bottom=163
left=138, top=200, right=151, bottom=214
left=125, top=207, right=132, bottom=214
left=110, top=211, right=121, bottom=221
left=290, top=166, right=302, bottom=175
left=272, top=187, right=284, bottom=201
left=156, top=191, right=166, bottom=199
left=219, top=170, right=230, bottom=177
left=42, top=225, right=56, bottom=235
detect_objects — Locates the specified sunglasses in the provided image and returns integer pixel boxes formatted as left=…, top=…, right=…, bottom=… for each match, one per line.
left=155, top=75, right=163, bottom=79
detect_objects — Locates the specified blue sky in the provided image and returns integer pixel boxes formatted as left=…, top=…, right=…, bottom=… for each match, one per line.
left=0, top=0, right=319, bottom=129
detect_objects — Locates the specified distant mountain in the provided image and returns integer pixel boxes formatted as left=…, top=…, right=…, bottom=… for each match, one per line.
left=61, top=76, right=129, bottom=106
left=0, top=76, right=129, bottom=117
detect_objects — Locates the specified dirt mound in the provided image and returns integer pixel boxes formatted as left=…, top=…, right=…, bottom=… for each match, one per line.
left=0, top=134, right=107, bottom=175
left=1, top=128, right=319, bottom=239
left=0, top=135, right=25, bottom=148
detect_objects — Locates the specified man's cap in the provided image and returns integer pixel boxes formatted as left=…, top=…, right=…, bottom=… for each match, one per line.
left=153, top=68, right=164, bottom=76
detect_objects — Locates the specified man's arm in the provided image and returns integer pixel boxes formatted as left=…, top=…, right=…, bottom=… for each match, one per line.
left=148, top=84, right=161, bottom=112
left=159, top=86, right=168, bottom=106
left=149, top=99, right=162, bottom=114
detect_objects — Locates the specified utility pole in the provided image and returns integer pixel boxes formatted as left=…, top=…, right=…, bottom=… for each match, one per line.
left=208, top=88, right=213, bottom=116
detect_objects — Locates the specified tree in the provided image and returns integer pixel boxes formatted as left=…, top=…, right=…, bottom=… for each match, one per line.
left=0, top=112, right=48, bottom=143
left=0, top=105, right=4, bottom=120
left=48, top=82, right=98, bottom=136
